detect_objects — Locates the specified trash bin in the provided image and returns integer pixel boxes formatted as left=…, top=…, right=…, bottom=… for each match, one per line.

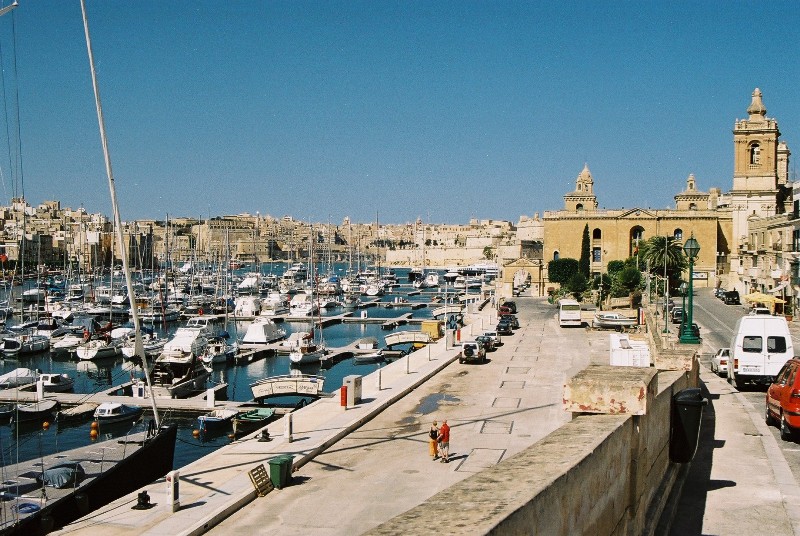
left=268, top=455, right=294, bottom=489
left=669, top=387, right=707, bottom=463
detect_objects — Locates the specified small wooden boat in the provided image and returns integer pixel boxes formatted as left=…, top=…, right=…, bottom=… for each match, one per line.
left=56, top=402, right=99, bottom=423
left=93, top=402, right=144, bottom=424
left=0, top=367, right=39, bottom=389
left=14, top=399, right=59, bottom=422
left=197, top=408, right=238, bottom=432
left=232, top=408, right=275, bottom=436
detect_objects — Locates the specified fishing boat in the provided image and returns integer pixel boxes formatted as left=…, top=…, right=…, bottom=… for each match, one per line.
left=39, top=373, right=75, bottom=393
left=93, top=402, right=144, bottom=425
left=232, top=407, right=276, bottom=436
left=197, top=407, right=238, bottom=433
left=592, top=312, right=638, bottom=329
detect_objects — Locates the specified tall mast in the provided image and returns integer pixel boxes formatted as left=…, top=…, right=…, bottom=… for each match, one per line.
left=80, top=0, right=160, bottom=427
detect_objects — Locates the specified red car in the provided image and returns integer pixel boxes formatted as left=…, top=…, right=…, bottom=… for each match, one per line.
left=765, top=358, right=800, bottom=440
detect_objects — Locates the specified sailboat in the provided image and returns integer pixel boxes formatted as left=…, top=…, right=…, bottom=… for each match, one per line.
left=289, top=236, right=327, bottom=365
left=0, top=4, right=178, bottom=534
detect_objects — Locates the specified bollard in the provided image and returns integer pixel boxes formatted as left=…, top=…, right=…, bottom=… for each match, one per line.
left=428, top=343, right=431, bottom=361
left=36, top=379, right=43, bottom=402
left=456, top=329, right=461, bottom=342
left=206, top=387, right=215, bottom=408
left=341, top=385, right=348, bottom=407
left=166, top=470, right=180, bottom=512
left=284, top=412, right=293, bottom=443
left=405, top=353, right=410, bottom=374
left=376, top=367, right=382, bottom=390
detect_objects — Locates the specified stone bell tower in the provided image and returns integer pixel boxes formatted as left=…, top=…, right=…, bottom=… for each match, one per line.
left=563, top=164, right=598, bottom=212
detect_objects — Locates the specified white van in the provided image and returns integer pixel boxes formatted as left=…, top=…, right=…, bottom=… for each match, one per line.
left=558, top=298, right=582, bottom=327
left=728, top=315, right=794, bottom=388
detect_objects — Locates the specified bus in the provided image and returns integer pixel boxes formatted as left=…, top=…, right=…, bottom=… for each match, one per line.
left=558, top=298, right=582, bottom=327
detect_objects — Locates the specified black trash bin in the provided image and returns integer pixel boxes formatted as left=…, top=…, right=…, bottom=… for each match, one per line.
left=669, top=387, right=708, bottom=463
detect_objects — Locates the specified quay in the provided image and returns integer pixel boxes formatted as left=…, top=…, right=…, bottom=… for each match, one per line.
left=52, top=293, right=795, bottom=536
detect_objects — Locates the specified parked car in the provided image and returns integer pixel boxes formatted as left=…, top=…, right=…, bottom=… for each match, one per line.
left=482, top=331, right=501, bottom=348
left=475, top=335, right=495, bottom=352
left=500, top=301, right=517, bottom=314
left=458, top=340, right=487, bottom=364
left=500, top=314, right=520, bottom=329
left=766, top=358, right=800, bottom=440
left=496, top=320, right=513, bottom=336
left=724, top=290, right=741, bottom=305
left=710, top=348, right=731, bottom=376
left=671, top=307, right=684, bottom=324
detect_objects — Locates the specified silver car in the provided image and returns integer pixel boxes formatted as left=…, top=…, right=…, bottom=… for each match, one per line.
left=711, top=348, right=731, bottom=376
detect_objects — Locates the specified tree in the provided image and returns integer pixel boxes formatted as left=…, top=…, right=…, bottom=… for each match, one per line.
left=548, top=258, right=580, bottom=285
left=639, top=236, right=688, bottom=290
left=483, top=246, right=494, bottom=260
left=618, top=266, right=642, bottom=295
left=567, top=272, right=588, bottom=300
left=579, top=224, right=590, bottom=278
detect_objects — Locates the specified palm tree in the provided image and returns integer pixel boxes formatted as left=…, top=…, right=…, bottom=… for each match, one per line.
left=639, top=236, right=688, bottom=290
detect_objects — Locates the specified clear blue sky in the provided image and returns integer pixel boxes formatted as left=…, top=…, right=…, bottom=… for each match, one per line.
left=0, top=1, right=798, bottom=225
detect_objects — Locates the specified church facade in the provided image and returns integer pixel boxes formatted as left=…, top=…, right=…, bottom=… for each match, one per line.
left=539, top=89, right=793, bottom=297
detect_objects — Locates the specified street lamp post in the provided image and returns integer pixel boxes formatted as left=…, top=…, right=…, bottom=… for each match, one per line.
left=679, top=282, right=688, bottom=333
left=679, top=235, right=701, bottom=344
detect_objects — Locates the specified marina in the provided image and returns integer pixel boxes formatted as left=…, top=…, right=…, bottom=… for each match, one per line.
left=0, top=267, right=494, bottom=476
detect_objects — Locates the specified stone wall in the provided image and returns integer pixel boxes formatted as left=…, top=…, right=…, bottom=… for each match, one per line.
left=367, top=367, right=694, bottom=536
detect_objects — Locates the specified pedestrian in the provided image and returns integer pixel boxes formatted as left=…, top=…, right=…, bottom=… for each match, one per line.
left=429, top=420, right=439, bottom=461
left=437, top=420, right=450, bottom=463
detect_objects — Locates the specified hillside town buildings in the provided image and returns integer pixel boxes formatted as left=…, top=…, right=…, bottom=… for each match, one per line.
left=0, top=88, right=795, bottom=312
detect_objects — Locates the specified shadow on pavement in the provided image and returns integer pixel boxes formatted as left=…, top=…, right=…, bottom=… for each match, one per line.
left=669, top=382, right=723, bottom=535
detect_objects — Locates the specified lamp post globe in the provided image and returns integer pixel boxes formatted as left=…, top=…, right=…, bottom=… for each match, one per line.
left=679, top=235, right=701, bottom=344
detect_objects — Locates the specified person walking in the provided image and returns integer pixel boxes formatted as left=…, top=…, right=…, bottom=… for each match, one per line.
left=437, top=420, right=450, bottom=463
left=429, top=421, right=439, bottom=461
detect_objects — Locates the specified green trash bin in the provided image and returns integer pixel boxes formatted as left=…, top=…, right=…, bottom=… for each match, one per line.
left=268, top=455, right=294, bottom=489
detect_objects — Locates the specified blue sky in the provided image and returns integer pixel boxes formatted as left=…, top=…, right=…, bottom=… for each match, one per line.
left=0, top=1, right=798, bottom=225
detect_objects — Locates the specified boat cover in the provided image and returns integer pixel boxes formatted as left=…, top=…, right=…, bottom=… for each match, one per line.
left=36, top=461, right=86, bottom=488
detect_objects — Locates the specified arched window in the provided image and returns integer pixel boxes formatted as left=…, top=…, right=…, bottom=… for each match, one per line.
left=750, top=142, right=761, bottom=165
left=553, top=251, right=560, bottom=261
left=689, top=203, right=697, bottom=210
left=576, top=203, right=584, bottom=212
left=592, top=228, right=602, bottom=240
left=674, top=229, right=683, bottom=241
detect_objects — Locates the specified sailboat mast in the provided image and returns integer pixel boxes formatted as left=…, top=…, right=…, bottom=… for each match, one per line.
left=80, top=0, right=161, bottom=427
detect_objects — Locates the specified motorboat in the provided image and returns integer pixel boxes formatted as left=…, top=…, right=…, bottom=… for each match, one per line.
left=592, top=312, right=638, bottom=329
left=39, top=373, right=75, bottom=393
left=234, top=295, right=261, bottom=316
left=241, top=317, right=286, bottom=346
left=197, top=407, right=238, bottom=433
left=76, top=337, right=123, bottom=361
left=92, top=402, right=144, bottom=424
left=150, top=352, right=211, bottom=399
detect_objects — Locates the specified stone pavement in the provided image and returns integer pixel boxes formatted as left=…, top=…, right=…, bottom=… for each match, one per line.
left=666, top=322, right=800, bottom=535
